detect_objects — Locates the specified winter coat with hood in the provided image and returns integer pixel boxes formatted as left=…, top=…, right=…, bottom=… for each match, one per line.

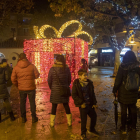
left=0, top=62, right=10, bottom=99
left=72, top=79, right=97, bottom=107
left=48, top=62, right=71, bottom=104
left=113, top=62, right=140, bottom=104
left=11, top=59, right=40, bottom=91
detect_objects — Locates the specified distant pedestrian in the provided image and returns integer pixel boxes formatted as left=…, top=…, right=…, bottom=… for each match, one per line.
left=113, top=51, right=140, bottom=133
left=81, top=58, right=88, bottom=72
left=1, top=59, right=13, bottom=94
left=11, top=53, right=40, bottom=123
left=10, top=63, right=13, bottom=69
left=0, top=59, right=15, bottom=123
left=72, top=69, right=99, bottom=139
left=48, top=55, right=72, bottom=127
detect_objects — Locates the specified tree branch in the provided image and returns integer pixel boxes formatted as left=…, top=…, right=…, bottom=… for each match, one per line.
left=91, top=8, right=118, bottom=17
left=105, top=0, right=127, bottom=22
left=0, top=1, right=7, bottom=26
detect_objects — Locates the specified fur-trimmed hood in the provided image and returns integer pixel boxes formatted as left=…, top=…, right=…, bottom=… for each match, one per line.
left=0, top=62, right=7, bottom=73
left=0, top=62, right=7, bottom=68
left=52, top=62, right=68, bottom=67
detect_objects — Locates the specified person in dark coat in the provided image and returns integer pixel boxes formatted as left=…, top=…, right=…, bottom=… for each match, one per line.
left=1, top=59, right=13, bottom=94
left=113, top=51, right=140, bottom=133
left=0, top=60, right=15, bottom=122
left=72, top=69, right=99, bottom=139
left=80, top=58, right=88, bottom=72
left=48, top=55, right=72, bottom=127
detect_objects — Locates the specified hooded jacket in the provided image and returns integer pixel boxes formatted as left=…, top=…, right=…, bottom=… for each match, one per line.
left=72, top=79, right=97, bottom=107
left=0, top=62, right=9, bottom=98
left=113, top=62, right=140, bottom=104
left=11, top=59, right=40, bottom=91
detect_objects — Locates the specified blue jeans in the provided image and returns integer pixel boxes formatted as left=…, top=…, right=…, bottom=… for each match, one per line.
left=19, top=90, right=36, bottom=118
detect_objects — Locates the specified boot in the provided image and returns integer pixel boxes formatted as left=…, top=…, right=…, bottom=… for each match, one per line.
left=32, top=116, right=38, bottom=123
left=9, top=111, right=15, bottom=121
left=66, top=114, right=72, bottom=126
left=0, top=112, right=1, bottom=123
left=50, top=114, right=56, bottom=127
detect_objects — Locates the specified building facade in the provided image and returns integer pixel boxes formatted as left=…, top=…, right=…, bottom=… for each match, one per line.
left=0, top=13, right=33, bottom=42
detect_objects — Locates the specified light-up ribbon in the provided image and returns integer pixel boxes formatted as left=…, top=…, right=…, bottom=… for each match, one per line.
left=33, top=20, right=93, bottom=45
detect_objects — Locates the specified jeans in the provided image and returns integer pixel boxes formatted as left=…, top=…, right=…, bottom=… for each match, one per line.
left=51, top=103, right=71, bottom=115
left=19, top=90, right=36, bottom=118
left=120, top=103, right=137, bottom=129
left=79, top=105, right=97, bottom=135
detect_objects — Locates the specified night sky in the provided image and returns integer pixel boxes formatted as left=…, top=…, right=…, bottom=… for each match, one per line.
left=33, top=0, right=50, bottom=10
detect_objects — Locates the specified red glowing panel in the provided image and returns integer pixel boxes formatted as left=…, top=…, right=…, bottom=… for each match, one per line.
left=24, top=38, right=88, bottom=86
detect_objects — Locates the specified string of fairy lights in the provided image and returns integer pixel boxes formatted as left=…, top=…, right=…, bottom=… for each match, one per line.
left=33, top=20, right=93, bottom=45
left=24, top=38, right=88, bottom=85
left=26, top=20, right=91, bottom=84
left=95, top=0, right=129, bottom=14
left=95, top=0, right=140, bottom=50
left=79, top=17, right=94, bottom=29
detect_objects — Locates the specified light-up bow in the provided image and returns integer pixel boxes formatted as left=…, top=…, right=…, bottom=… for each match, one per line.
left=33, top=20, right=93, bottom=45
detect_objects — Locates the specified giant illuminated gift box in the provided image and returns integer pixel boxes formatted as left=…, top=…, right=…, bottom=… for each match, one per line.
left=23, top=38, right=88, bottom=86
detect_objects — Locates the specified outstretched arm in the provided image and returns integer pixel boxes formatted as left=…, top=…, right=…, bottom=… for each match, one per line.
left=33, top=65, right=40, bottom=79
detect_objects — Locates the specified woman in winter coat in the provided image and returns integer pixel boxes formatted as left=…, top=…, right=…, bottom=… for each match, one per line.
left=48, top=55, right=72, bottom=127
left=113, top=51, right=140, bottom=133
left=0, top=60, right=15, bottom=122
left=81, top=58, right=88, bottom=72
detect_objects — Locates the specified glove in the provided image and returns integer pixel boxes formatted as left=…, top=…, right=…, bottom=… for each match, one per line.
left=81, top=103, right=86, bottom=108
left=92, top=105, right=98, bottom=109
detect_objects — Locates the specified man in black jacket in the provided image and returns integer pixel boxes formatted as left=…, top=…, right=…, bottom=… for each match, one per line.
left=72, top=69, right=99, bottom=139
left=0, top=59, right=15, bottom=122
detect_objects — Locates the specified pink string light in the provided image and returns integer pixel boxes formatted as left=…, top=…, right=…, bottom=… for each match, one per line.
left=24, top=38, right=88, bottom=87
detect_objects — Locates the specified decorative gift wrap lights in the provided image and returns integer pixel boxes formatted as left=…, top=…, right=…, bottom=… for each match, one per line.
left=24, top=20, right=90, bottom=85
left=24, top=38, right=88, bottom=85
left=33, top=20, right=93, bottom=45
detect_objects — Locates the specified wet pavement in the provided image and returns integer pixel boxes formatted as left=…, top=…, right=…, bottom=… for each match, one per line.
left=0, top=67, right=140, bottom=140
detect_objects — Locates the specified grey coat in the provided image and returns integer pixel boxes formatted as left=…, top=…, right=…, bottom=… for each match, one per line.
left=0, top=63, right=10, bottom=99
left=48, top=62, right=71, bottom=104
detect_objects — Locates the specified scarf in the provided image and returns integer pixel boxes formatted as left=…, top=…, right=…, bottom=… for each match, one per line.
left=79, top=79, right=88, bottom=87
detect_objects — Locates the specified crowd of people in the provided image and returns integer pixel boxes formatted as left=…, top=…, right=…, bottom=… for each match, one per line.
left=0, top=51, right=140, bottom=139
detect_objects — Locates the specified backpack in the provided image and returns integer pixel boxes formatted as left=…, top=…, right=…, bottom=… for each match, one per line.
left=125, top=68, right=140, bottom=91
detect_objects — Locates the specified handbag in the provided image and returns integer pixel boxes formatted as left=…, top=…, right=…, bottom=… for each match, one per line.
left=53, top=68, right=71, bottom=97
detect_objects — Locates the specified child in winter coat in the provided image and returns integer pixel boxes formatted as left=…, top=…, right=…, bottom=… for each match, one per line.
left=72, top=69, right=99, bottom=139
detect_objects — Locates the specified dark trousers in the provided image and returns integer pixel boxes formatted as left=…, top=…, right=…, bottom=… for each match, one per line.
left=19, top=90, right=36, bottom=118
left=3, top=98, right=12, bottom=112
left=120, top=103, right=137, bottom=129
left=51, top=103, right=71, bottom=115
left=79, top=105, right=97, bottom=135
